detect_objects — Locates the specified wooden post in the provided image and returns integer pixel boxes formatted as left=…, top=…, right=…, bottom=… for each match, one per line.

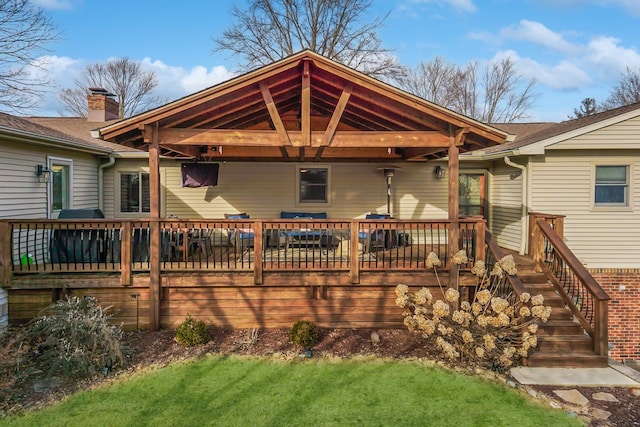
left=475, top=219, right=486, bottom=263
left=448, top=127, right=466, bottom=288
left=0, top=221, right=11, bottom=286
left=253, top=220, right=263, bottom=285
left=119, top=221, right=132, bottom=286
left=146, top=123, right=161, bottom=331
left=594, top=300, right=609, bottom=357
left=350, top=220, right=360, bottom=284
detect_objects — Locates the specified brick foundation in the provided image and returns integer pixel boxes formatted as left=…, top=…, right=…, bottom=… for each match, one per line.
left=590, top=269, right=640, bottom=362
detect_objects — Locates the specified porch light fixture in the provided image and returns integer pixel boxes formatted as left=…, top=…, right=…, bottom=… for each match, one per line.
left=433, top=165, right=445, bottom=180
left=36, top=164, right=51, bottom=182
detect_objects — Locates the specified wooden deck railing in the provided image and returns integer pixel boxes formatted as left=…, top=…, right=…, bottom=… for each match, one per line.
left=0, top=217, right=486, bottom=286
left=532, top=218, right=610, bottom=357
left=484, top=230, right=528, bottom=305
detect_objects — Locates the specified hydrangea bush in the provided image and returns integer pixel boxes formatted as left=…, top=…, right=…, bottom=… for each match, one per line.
left=396, top=251, right=552, bottom=370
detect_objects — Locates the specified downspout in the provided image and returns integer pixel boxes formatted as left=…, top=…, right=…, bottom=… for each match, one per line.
left=98, top=155, right=116, bottom=213
left=503, top=156, right=527, bottom=255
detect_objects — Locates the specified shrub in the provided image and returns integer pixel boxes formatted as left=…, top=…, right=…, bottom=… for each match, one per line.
left=397, top=251, right=552, bottom=370
left=289, top=320, right=318, bottom=348
left=175, top=315, right=210, bottom=347
left=21, top=295, right=124, bottom=379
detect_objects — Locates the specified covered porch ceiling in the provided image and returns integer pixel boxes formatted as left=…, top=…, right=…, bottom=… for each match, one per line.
left=99, top=50, right=509, bottom=162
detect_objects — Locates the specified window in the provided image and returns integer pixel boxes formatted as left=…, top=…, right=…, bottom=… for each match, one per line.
left=120, top=172, right=150, bottom=213
left=594, top=165, right=628, bottom=206
left=48, top=157, right=73, bottom=219
left=297, top=167, right=329, bottom=204
left=459, top=173, right=486, bottom=218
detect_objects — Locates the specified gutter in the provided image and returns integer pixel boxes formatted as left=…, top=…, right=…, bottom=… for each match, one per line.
left=503, top=156, right=527, bottom=255
left=98, top=155, right=116, bottom=212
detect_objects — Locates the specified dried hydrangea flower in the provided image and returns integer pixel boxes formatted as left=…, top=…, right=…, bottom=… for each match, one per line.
left=490, top=264, right=504, bottom=276
left=420, top=319, right=436, bottom=335
left=437, top=323, right=449, bottom=336
left=475, top=347, right=485, bottom=358
left=531, top=305, right=551, bottom=322
left=462, top=330, right=474, bottom=343
left=471, top=260, right=486, bottom=278
left=395, top=284, right=409, bottom=297
left=460, top=301, right=471, bottom=312
left=490, top=297, right=510, bottom=314
left=451, top=250, right=468, bottom=265
left=425, top=252, right=441, bottom=269
left=498, top=255, right=517, bottom=275
left=519, top=306, right=531, bottom=317
left=395, top=295, right=411, bottom=308
left=452, top=310, right=466, bottom=325
left=483, top=334, right=496, bottom=350
left=531, top=294, right=545, bottom=306
left=519, top=292, right=531, bottom=303
left=445, top=287, right=460, bottom=303
left=527, top=323, right=539, bottom=334
left=471, top=302, right=483, bottom=316
left=415, top=287, right=433, bottom=305
left=433, top=300, right=450, bottom=317
left=476, top=289, right=491, bottom=305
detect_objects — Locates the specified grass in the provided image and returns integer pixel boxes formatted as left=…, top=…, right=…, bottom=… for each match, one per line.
left=1, top=356, right=580, bottom=427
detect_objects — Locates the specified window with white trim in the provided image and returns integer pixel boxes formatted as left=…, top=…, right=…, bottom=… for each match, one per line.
left=120, top=172, right=150, bottom=213
left=297, top=166, right=329, bottom=204
left=594, top=165, right=628, bottom=207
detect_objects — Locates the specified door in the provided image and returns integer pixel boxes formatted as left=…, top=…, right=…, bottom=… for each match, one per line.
left=48, top=158, right=73, bottom=218
left=459, top=173, right=486, bottom=218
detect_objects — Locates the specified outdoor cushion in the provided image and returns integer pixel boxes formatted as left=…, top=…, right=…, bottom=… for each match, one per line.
left=280, top=211, right=327, bottom=219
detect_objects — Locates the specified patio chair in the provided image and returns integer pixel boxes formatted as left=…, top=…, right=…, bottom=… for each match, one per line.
left=279, top=211, right=328, bottom=249
left=224, top=213, right=255, bottom=250
left=358, top=213, right=390, bottom=253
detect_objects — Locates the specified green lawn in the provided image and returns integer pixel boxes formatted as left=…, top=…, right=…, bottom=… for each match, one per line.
left=2, top=356, right=579, bottom=427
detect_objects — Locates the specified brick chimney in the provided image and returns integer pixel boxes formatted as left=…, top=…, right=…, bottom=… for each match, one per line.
left=87, top=88, right=120, bottom=122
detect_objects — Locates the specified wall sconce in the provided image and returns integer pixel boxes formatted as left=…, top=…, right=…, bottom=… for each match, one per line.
left=433, top=165, right=445, bottom=180
left=36, top=164, right=51, bottom=182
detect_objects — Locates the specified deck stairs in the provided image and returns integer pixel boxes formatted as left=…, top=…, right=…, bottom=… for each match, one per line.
left=509, top=251, right=608, bottom=368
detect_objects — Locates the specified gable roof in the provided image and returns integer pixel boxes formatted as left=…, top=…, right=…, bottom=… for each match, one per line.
left=0, top=112, right=113, bottom=155
left=99, top=50, right=509, bottom=162
left=26, top=116, right=143, bottom=155
left=480, top=102, right=640, bottom=157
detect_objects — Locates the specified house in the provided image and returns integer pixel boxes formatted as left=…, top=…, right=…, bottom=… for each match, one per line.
left=0, top=51, right=620, bottom=366
left=463, top=104, right=640, bottom=362
left=0, top=91, right=144, bottom=327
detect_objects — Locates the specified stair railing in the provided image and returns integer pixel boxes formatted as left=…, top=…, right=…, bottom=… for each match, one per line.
left=484, top=230, right=528, bottom=304
left=533, top=219, right=610, bottom=357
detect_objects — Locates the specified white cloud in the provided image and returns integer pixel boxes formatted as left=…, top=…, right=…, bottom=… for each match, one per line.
left=500, top=20, right=577, bottom=55
left=25, top=56, right=235, bottom=116
left=30, top=0, right=78, bottom=10
left=408, top=0, right=477, bottom=13
left=585, top=36, right=640, bottom=77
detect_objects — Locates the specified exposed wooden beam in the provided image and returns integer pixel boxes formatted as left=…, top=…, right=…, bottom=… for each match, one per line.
left=259, top=81, right=291, bottom=145
left=324, top=84, right=352, bottom=146
left=314, top=146, right=325, bottom=161
left=280, top=146, right=290, bottom=160
left=158, top=128, right=453, bottom=147
left=299, top=147, right=305, bottom=161
left=160, top=144, right=202, bottom=158
left=401, top=147, right=444, bottom=160
left=301, top=60, right=311, bottom=146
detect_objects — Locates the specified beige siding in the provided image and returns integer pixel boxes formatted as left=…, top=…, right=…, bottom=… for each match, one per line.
left=105, top=160, right=448, bottom=220
left=489, top=162, right=524, bottom=251
left=550, top=116, right=640, bottom=150
left=0, top=140, right=101, bottom=326
left=530, top=151, right=640, bottom=268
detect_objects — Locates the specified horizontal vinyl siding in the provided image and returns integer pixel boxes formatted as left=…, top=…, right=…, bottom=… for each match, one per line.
left=530, top=151, right=640, bottom=268
left=490, top=162, right=524, bottom=251
left=550, top=116, right=640, bottom=150
left=105, top=161, right=447, bottom=220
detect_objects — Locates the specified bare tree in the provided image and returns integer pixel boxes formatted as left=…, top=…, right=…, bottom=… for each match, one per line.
left=213, top=0, right=404, bottom=80
left=568, top=97, right=597, bottom=119
left=58, top=58, right=162, bottom=118
left=397, top=57, right=538, bottom=123
left=602, top=67, right=640, bottom=110
left=0, top=0, right=59, bottom=112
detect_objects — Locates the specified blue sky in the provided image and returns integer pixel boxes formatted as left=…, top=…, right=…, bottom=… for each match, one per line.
left=26, top=0, right=640, bottom=122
